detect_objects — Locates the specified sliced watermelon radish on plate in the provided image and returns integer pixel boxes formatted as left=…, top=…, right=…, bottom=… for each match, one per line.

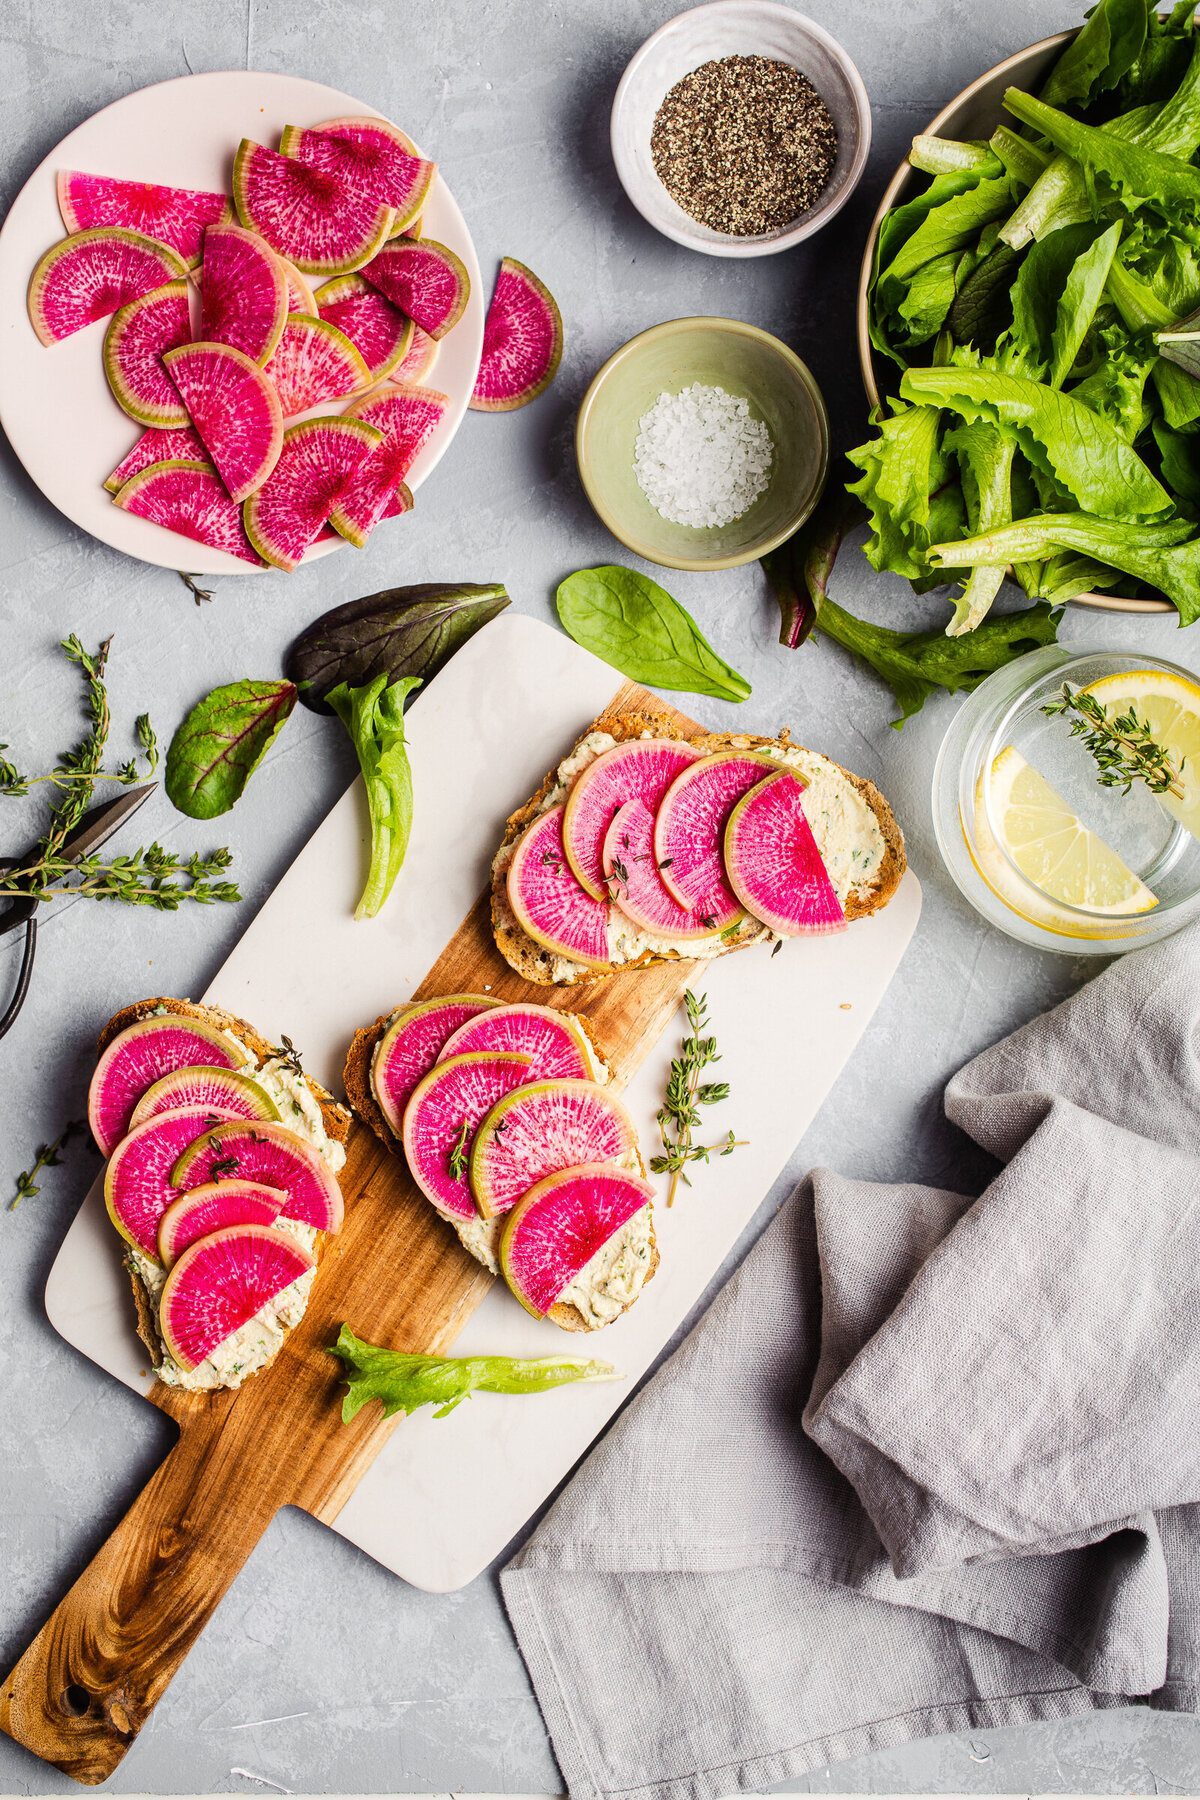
left=315, top=274, right=414, bottom=383
left=654, top=750, right=780, bottom=923
left=243, top=415, right=382, bottom=570
left=130, top=1065, right=280, bottom=1131
left=507, top=805, right=611, bottom=969
left=158, top=1182, right=286, bottom=1268
left=280, top=258, right=317, bottom=314
left=105, top=424, right=208, bottom=493
left=103, top=280, right=191, bottom=427
left=470, top=1080, right=635, bottom=1220
left=163, top=341, right=283, bottom=502
left=198, top=223, right=289, bottom=364
left=56, top=172, right=231, bottom=270
left=233, top=139, right=393, bottom=276
left=279, top=120, right=435, bottom=231
left=105, top=1103, right=245, bottom=1258
left=371, top=995, right=500, bottom=1137
left=381, top=481, right=414, bottom=521
left=158, top=1223, right=315, bottom=1372
left=724, top=769, right=846, bottom=936
left=171, top=1119, right=344, bottom=1233
left=471, top=257, right=563, bottom=412
left=500, top=1163, right=655, bottom=1319
left=88, top=1012, right=252, bottom=1156
left=28, top=227, right=188, bottom=345
left=328, top=382, right=447, bottom=546
left=113, top=460, right=267, bottom=565
left=264, top=314, right=369, bottom=416
left=438, top=1003, right=593, bottom=1082
left=402, top=1051, right=533, bottom=1223
left=396, top=321, right=438, bottom=384
left=603, top=798, right=720, bottom=940
left=563, top=738, right=702, bottom=901
left=360, top=238, right=470, bottom=340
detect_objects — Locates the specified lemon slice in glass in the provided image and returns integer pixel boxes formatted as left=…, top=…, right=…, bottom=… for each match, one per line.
left=973, top=746, right=1157, bottom=934
left=1078, top=668, right=1200, bottom=845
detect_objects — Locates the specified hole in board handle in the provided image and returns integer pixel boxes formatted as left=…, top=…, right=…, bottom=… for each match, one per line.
left=60, top=1684, right=91, bottom=1717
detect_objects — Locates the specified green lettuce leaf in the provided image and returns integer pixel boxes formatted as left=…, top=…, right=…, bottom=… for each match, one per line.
left=1004, top=87, right=1200, bottom=218
left=930, top=511, right=1200, bottom=619
left=900, top=364, right=1172, bottom=516
left=326, top=673, right=420, bottom=920
left=845, top=403, right=944, bottom=580
left=942, top=422, right=1017, bottom=633
left=1050, top=221, right=1123, bottom=387
left=1038, top=0, right=1149, bottom=108
left=328, top=1324, right=618, bottom=1422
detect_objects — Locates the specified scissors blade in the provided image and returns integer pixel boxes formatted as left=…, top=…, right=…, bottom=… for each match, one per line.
left=57, top=781, right=158, bottom=865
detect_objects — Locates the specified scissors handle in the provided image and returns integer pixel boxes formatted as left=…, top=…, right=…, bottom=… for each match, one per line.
left=0, top=915, right=37, bottom=1040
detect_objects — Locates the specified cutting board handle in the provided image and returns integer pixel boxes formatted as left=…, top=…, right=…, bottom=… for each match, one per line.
left=0, top=1412, right=277, bottom=1785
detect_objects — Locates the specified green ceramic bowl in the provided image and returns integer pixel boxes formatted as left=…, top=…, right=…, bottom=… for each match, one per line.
left=575, top=317, right=829, bottom=572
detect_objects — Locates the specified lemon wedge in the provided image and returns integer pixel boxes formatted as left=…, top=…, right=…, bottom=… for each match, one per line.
left=1078, top=667, right=1200, bottom=845
left=972, top=746, right=1157, bottom=935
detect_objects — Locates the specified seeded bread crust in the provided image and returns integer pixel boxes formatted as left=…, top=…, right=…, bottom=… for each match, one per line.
left=490, top=707, right=906, bottom=984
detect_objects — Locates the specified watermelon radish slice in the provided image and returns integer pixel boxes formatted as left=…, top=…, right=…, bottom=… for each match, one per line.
left=243, top=415, right=382, bottom=570
left=396, top=322, right=438, bottom=384
left=130, top=1065, right=280, bottom=1131
left=278, top=120, right=435, bottom=232
left=439, top=1003, right=593, bottom=1081
left=507, top=805, right=611, bottom=969
left=280, top=259, right=317, bottom=314
left=103, top=281, right=191, bottom=427
left=171, top=1119, right=344, bottom=1233
left=158, top=1181, right=286, bottom=1267
left=360, top=239, right=470, bottom=340
left=57, top=172, right=232, bottom=269
left=402, top=1051, right=533, bottom=1223
left=470, top=1080, right=635, bottom=1219
left=470, top=258, right=563, bottom=412
left=105, top=424, right=207, bottom=493
left=654, top=750, right=781, bottom=922
left=198, top=224, right=289, bottom=365
left=89, top=1014, right=252, bottom=1156
left=233, top=139, right=393, bottom=276
left=500, top=1163, right=655, bottom=1319
left=371, top=994, right=499, bottom=1137
left=603, top=799, right=720, bottom=940
left=104, top=1104, right=246, bottom=1258
left=163, top=342, right=283, bottom=502
left=328, top=382, right=448, bottom=546
left=28, top=227, right=188, bottom=345
left=315, top=274, right=414, bottom=383
left=563, top=738, right=703, bottom=901
left=158, top=1223, right=314, bottom=1372
left=113, top=460, right=266, bottom=566
left=381, top=481, right=414, bottom=521
left=725, top=769, right=846, bottom=936
left=264, top=314, right=369, bottom=416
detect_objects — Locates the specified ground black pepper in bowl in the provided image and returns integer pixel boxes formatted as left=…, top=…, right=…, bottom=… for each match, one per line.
left=650, top=53, right=838, bottom=236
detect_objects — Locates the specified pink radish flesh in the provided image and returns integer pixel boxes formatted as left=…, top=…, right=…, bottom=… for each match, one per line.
left=402, top=1052, right=532, bottom=1221
left=157, top=1181, right=286, bottom=1266
left=562, top=738, right=702, bottom=900
left=506, top=806, right=611, bottom=968
left=603, top=798, right=720, bottom=939
left=471, top=1081, right=635, bottom=1219
left=372, top=995, right=498, bottom=1137
left=438, top=1003, right=591, bottom=1081
left=500, top=1163, right=654, bottom=1317
left=104, top=1104, right=245, bottom=1257
left=158, top=1224, right=314, bottom=1371
left=724, top=769, right=846, bottom=936
left=653, top=750, right=782, bottom=921
left=171, top=1120, right=343, bottom=1233
left=89, top=1016, right=248, bottom=1155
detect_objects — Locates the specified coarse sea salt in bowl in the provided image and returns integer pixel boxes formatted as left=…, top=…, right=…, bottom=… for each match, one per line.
left=575, top=316, right=829, bottom=571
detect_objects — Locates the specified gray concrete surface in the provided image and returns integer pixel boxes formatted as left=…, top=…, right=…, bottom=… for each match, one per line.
left=3, top=0, right=1200, bottom=1790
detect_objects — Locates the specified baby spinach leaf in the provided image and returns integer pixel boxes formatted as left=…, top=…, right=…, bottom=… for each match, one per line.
left=900, top=365, right=1172, bottom=517
left=326, top=674, right=421, bottom=919
left=287, top=582, right=510, bottom=712
left=945, top=242, right=1019, bottom=348
left=555, top=566, right=750, bottom=703
left=164, top=679, right=297, bottom=821
left=328, top=1323, right=617, bottom=1422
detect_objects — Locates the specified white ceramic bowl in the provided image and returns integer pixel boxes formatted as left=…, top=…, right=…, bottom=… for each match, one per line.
left=610, top=0, right=870, bottom=258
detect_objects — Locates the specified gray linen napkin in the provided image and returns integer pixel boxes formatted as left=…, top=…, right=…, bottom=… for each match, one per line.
left=502, top=925, right=1200, bottom=1800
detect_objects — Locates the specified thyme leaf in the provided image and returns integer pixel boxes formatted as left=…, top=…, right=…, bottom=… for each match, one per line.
left=10, top=1119, right=90, bottom=1209
left=650, top=990, right=747, bottom=1205
left=1042, top=682, right=1186, bottom=799
left=448, top=1119, right=472, bottom=1184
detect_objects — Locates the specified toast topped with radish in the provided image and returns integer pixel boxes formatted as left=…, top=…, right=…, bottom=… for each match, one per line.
left=490, top=704, right=905, bottom=986
left=91, top=997, right=351, bottom=1391
left=344, top=998, right=656, bottom=1332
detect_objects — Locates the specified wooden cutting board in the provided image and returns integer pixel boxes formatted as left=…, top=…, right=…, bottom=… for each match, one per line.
left=4, top=614, right=920, bottom=1784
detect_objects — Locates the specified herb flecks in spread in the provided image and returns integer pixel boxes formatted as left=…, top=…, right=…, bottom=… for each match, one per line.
left=650, top=990, right=746, bottom=1206
left=328, top=1323, right=617, bottom=1421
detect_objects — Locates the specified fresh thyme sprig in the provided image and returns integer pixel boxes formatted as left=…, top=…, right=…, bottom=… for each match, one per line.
left=1, top=636, right=237, bottom=910
left=179, top=572, right=214, bottom=606
left=272, top=1034, right=306, bottom=1077
left=649, top=989, right=747, bottom=1206
left=10, top=1120, right=89, bottom=1209
left=448, top=1119, right=472, bottom=1184
left=1042, top=683, right=1185, bottom=800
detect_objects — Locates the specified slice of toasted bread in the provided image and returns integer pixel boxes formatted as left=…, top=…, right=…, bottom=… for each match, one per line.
left=490, top=705, right=906, bottom=985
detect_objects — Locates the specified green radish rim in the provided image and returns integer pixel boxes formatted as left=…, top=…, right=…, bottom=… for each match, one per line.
left=102, top=280, right=191, bottom=427
left=232, top=139, right=395, bottom=278
left=130, top=1065, right=281, bottom=1131
left=242, top=415, right=383, bottom=569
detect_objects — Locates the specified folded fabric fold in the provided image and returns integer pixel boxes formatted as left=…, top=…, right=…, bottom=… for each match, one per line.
left=503, top=926, right=1200, bottom=1800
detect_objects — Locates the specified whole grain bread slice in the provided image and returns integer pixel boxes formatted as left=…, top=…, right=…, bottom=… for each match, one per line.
left=491, top=705, right=906, bottom=985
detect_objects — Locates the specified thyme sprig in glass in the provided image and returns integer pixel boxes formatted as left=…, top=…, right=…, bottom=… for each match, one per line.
left=650, top=989, right=746, bottom=1206
left=1, top=635, right=239, bottom=910
left=1042, top=683, right=1185, bottom=801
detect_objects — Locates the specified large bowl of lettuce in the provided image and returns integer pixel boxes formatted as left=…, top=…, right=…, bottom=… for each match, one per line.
left=851, top=0, right=1200, bottom=630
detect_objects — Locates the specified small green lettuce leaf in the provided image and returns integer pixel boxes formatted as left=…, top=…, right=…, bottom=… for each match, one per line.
left=1004, top=88, right=1200, bottom=218
left=326, top=673, right=420, bottom=920
left=930, top=511, right=1200, bottom=620
left=328, top=1323, right=618, bottom=1422
left=1038, top=0, right=1149, bottom=109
